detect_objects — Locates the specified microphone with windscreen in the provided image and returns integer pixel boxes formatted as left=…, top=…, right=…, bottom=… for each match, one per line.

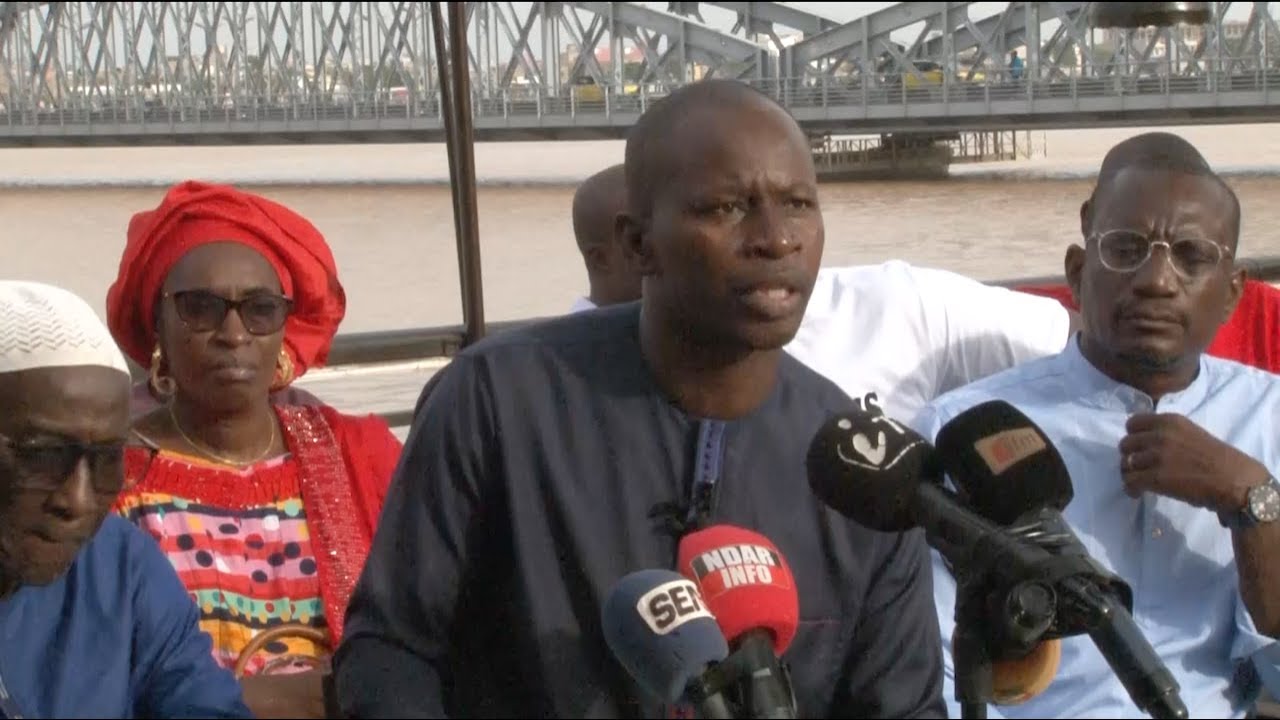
left=806, top=405, right=1078, bottom=717
left=600, top=569, right=734, bottom=718
left=678, top=525, right=799, bottom=719
left=934, top=399, right=1132, bottom=615
left=933, top=400, right=1187, bottom=720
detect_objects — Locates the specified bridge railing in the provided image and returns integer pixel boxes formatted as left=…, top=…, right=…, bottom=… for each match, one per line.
left=3, top=60, right=1278, bottom=128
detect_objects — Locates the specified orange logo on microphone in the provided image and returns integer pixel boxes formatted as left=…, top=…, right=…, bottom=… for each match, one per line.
left=973, top=427, right=1046, bottom=475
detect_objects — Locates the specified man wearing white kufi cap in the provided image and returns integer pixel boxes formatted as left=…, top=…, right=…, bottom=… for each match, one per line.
left=0, top=281, right=252, bottom=719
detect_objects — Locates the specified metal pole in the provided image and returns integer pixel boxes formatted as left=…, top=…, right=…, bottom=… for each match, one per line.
left=431, top=1, right=486, bottom=346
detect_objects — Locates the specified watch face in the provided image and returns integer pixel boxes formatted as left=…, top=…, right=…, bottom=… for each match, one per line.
left=1249, top=483, right=1280, bottom=523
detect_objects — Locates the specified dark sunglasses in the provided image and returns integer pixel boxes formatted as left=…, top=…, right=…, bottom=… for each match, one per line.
left=167, top=289, right=293, bottom=336
left=0, top=432, right=131, bottom=494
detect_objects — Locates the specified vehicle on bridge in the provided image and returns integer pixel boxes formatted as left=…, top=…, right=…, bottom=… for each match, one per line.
left=876, top=55, right=989, bottom=89
left=571, top=76, right=643, bottom=103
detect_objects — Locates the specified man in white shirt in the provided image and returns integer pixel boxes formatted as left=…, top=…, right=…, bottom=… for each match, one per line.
left=570, top=164, right=641, bottom=313
left=786, top=262, right=1076, bottom=423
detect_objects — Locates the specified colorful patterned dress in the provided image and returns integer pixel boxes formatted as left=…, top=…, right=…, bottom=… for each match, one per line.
left=114, top=446, right=328, bottom=675
left=112, top=404, right=402, bottom=677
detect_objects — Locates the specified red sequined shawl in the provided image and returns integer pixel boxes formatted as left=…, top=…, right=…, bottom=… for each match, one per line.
left=121, top=404, right=402, bottom=643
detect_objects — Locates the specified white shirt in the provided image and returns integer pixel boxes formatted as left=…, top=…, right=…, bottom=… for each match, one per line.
left=569, top=296, right=598, bottom=314
left=785, top=261, right=1072, bottom=422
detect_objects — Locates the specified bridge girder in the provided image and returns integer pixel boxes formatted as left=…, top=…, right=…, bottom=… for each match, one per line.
left=1, top=1, right=1277, bottom=118
left=667, top=2, right=841, bottom=51
left=911, top=1, right=1089, bottom=81
left=567, top=1, right=772, bottom=80
left=782, top=1, right=974, bottom=77
left=0, top=1, right=776, bottom=112
left=778, top=1, right=1274, bottom=84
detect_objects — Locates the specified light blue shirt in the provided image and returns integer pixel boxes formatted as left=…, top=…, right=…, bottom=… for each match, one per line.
left=910, top=336, right=1280, bottom=719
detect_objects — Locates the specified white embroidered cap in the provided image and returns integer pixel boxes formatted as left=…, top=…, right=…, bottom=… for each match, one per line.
left=0, top=280, right=130, bottom=376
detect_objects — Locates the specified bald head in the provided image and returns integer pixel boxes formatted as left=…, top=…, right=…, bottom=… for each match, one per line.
left=571, top=164, right=641, bottom=307
left=617, top=78, right=822, bottom=356
left=1097, top=132, right=1213, bottom=189
left=624, top=79, right=800, bottom=223
left=1086, top=131, right=1240, bottom=246
left=573, top=164, right=627, bottom=254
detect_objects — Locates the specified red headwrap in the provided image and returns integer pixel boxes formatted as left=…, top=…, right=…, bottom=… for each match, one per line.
left=106, top=181, right=346, bottom=381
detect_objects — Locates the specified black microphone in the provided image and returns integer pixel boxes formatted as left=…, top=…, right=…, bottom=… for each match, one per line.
left=934, top=400, right=1189, bottom=720
left=805, top=404, right=1188, bottom=720
left=805, top=406, right=1070, bottom=719
left=805, top=406, right=1060, bottom=574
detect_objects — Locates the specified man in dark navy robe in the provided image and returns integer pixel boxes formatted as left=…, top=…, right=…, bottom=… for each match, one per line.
left=334, top=79, right=947, bottom=719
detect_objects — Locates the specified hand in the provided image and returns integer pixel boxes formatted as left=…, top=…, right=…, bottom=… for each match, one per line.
left=1118, top=413, right=1269, bottom=514
left=240, top=670, right=328, bottom=719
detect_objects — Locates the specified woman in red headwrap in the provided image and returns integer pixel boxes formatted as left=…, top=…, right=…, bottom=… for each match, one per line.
left=105, top=181, right=403, bottom=719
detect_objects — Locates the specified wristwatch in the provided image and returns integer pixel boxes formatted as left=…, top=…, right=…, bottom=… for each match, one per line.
left=1218, top=475, right=1280, bottom=530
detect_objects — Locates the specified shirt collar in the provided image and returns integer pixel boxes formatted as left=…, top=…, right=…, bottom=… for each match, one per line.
left=1056, top=332, right=1213, bottom=413
left=569, top=296, right=598, bottom=314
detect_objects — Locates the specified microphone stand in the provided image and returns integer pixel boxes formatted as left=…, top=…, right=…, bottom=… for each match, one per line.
left=953, top=578, right=1058, bottom=720
left=953, top=617, right=992, bottom=720
left=735, top=633, right=797, bottom=720
left=946, top=513, right=1188, bottom=720
left=685, top=633, right=798, bottom=719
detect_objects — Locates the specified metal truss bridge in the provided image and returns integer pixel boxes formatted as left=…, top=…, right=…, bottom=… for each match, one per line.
left=1, top=1, right=1278, bottom=147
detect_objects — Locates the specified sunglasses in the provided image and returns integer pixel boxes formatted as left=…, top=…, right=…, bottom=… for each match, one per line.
left=166, top=289, right=293, bottom=336
left=0, top=432, right=131, bottom=494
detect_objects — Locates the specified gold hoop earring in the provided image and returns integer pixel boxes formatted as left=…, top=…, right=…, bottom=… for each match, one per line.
left=149, top=345, right=177, bottom=400
left=270, top=349, right=295, bottom=392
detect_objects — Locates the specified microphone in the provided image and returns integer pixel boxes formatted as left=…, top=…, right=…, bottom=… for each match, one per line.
left=600, top=569, right=734, bottom=718
left=805, top=406, right=1067, bottom=714
left=677, top=525, right=799, bottom=719
left=934, top=400, right=1188, bottom=720
left=804, top=406, right=1054, bottom=568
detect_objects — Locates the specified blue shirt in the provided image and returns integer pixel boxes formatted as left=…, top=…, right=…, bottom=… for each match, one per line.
left=0, top=515, right=252, bottom=719
left=911, top=336, right=1280, bottom=719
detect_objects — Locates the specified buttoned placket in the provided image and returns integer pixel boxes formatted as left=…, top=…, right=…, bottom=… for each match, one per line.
left=1119, top=386, right=1177, bottom=623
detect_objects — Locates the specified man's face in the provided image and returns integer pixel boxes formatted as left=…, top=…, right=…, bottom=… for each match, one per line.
left=0, top=365, right=131, bottom=589
left=1066, top=166, right=1242, bottom=372
left=631, top=98, right=824, bottom=351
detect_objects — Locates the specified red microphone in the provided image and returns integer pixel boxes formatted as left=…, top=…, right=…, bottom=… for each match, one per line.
left=677, top=524, right=799, bottom=718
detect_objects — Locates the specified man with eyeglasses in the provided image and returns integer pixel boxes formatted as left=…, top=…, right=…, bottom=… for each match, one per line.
left=910, top=131, right=1280, bottom=718
left=0, top=280, right=252, bottom=719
